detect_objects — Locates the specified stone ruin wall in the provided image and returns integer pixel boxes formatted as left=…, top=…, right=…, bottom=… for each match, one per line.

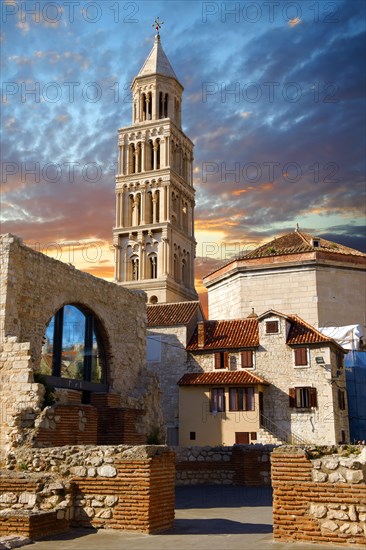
left=174, top=444, right=274, bottom=486
left=272, top=445, right=366, bottom=546
left=0, top=234, right=164, bottom=461
left=0, top=445, right=175, bottom=538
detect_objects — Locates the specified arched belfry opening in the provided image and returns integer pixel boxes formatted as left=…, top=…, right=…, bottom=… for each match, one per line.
left=113, top=31, right=198, bottom=304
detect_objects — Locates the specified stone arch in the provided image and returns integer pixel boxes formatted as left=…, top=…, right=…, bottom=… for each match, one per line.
left=39, top=301, right=111, bottom=388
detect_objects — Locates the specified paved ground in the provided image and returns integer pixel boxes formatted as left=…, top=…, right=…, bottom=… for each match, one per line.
left=30, top=486, right=362, bottom=550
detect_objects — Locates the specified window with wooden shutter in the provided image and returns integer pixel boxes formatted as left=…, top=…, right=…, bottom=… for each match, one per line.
left=214, top=352, right=228, bottom=369
left=266, top=320, right=279, bottom=334
left=211, top=387, right=225, bottom=412
left=289, top=388, right=296, bottom=407
left=229, top=387, right=255, bottom=411
left=290, top=387, right=317, bottom=409
left=309, top=387, right=317, bottom=407
left=241, top=350, right=253, bottom=368
left=294, top=347, right=308, bottom=366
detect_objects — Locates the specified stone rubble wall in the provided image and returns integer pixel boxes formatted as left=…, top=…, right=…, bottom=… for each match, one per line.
left=174, top=444, right=274, bottom=486
left=272, top=445, right=366, bottom=546
left=0, top=445, right=175, bottom=538
left=0, top=234, right=164, bottom=459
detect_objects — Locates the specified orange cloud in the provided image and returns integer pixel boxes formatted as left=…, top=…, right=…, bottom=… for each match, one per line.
left=288, top=17, right=301, bottom=27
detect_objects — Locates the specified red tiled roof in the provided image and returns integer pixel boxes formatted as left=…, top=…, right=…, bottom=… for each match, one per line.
left=187, top=318, right=259, bottom=350
left=243, top=231, right=366, bottom=259
left=186, top=311, right=342, bottom=351
left=147, top=301, right=203, bottom=327
left=287, top=315, right=341, bottom=347
left=203, top=230, right=366, bottom=279
left=178, top=370, right=269, bottom=386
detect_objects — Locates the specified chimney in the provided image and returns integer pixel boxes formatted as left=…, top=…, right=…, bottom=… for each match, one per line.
left=197, top=321, right=206, bottom=348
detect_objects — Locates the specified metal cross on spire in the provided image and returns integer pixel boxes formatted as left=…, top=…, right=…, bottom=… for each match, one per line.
left=152, top=16, right=164, bottom=36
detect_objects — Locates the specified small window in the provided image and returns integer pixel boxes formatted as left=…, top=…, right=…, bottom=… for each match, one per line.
left=294, top=347, right=308, bottom=367
left=229, top=387, right=255, bottom=411
left=241, top=350, right=253, bottom=369
left=289, top=387, right=317, bottom=409
left=266, top=320, right=279, bottom=334
left=214, top=352, right=228, bottom=370
left=210, top=388, right=225, bottom=412
left=189, top=431, right=196, bottom=441
left=336, top=352, right=344, bottom=370
left=338, top=389, right=346, bottom=411
left=251, top=432, right=257, bottom=441
left=146, top=335, right=161, bottom=362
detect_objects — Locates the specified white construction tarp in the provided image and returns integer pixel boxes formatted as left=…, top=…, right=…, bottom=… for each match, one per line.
left=319, top=325, right=364, bottom=350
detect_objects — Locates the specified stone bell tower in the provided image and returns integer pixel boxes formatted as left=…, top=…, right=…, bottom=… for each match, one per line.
left=113, top=29, right=197, bottom=304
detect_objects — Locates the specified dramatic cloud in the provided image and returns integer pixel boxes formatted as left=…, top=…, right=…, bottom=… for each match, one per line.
left=1, top=0, right=365, bottom=306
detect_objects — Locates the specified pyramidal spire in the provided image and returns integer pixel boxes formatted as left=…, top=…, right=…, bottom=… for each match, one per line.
left=137, top=34, right=179, bottom=81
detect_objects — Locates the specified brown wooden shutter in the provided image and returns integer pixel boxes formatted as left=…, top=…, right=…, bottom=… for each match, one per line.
left=289, top=388, right=296, bottom=407
left=309, top=387, right=317, bottom=407
left=294, top=347, right=307, bottom=366
left=223, top=352, right=229, bottom=369
left=266, top=321, right=279, bottom=333
left=214, top=353, right=221, bottom=369
left=241, top=350, right=253, bottom=368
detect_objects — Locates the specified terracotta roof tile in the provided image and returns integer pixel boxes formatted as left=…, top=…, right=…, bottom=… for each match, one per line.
left=203, top=230, right=365, bottom=279
left=287, top=315, right=340, bottom=347
left=187, top=318, right=259, bottom=350
left=243, top=231, right=366, bottom=260
left=147, top=301, right=202, bottom=327
left=178, top=371, right=269, bottom=386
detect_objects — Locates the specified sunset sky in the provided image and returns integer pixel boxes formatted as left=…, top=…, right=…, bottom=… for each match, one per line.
left=1, top=0, right=365, bottom=305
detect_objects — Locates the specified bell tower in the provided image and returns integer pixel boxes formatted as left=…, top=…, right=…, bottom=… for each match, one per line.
left=113, top=27, right=197, bottom=304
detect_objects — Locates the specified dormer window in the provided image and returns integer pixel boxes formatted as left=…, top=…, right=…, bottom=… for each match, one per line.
left=312, top=238, right=320, bottom=248
left=266, top=320, right=279, bottom=334
left=214, top=352, right=228, bottom=369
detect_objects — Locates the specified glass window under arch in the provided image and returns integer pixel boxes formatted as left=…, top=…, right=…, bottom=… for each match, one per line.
left=40, top=304, right=106, bottom=389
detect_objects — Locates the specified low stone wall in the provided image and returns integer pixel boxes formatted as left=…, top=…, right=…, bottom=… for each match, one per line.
left=0, top=445, right=175, bottom=539
left=174, top=444, right=274, bottom=486
left=272, top=445, right=366, bottom=546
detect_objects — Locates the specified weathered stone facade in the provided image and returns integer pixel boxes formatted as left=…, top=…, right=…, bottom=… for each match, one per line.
left=0, top=234, right=163, bottom=460
left=272, top=445, right=366, bottom=546
left=255, top=312, right=349, bottom=445
left=183, top=312, right=349, bottom=446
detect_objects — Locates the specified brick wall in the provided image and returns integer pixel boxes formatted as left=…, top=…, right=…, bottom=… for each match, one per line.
left=32, top=402, right=145, bottom=447
left=0, top=510, right=70, bottom=540
left=271, top=446, right=366, bottom=546
left=0, top=445, right=176, bottom=538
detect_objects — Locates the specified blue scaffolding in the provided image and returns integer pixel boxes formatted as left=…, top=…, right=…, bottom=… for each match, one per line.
left=345, top=351, right=366, bottom=442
